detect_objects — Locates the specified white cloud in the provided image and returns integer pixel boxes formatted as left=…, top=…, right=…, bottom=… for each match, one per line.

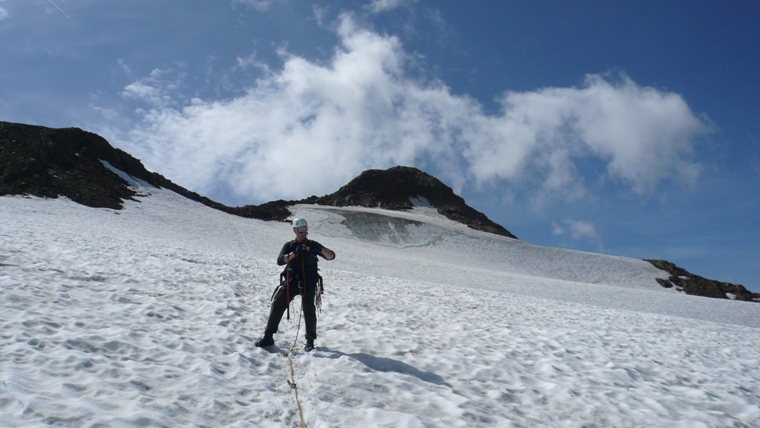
left=116, top=14, right=710, bottom=205
left=567, top=219, right=598, bottom=240
left=235, top=53, right=258, bottom=70
left=465, top=74, right=708, bottom=195
left=551, top=221, right=565, bottom=236
left=367, top=0, right=415, bottom=14
left=0, top=7, right=9, bottom=21
left=121, top=68, right=186, bottom=108
left=312, top=5, right=329, bottom=27
left=552, top=219, right=598, bottom=241
left=122, top=82, right=161, bottom=104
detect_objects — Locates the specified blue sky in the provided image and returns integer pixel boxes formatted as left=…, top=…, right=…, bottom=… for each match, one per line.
left=1, top=0, right=758, bottom=291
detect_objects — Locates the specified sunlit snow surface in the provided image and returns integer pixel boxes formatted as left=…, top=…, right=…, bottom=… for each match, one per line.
left=2, top=185, right=759, bottom=427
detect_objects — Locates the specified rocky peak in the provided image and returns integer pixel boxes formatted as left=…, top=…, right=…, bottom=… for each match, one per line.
left=303, top=166, right=518, bottom=239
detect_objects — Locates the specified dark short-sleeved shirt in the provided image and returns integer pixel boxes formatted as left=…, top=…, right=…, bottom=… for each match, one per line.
left=277, top=239, right=325, bottom=278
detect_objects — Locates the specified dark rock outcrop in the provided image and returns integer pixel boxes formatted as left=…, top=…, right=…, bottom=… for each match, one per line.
left=302, top=166, right=517, bottom=239
left=1, top=122, right=138, bottom=209
left=0, top=121, right=288, bottom=220
left=646, top=259, right=760, bottom=302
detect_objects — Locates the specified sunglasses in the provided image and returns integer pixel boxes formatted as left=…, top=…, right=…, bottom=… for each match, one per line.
left=296, top=229, right=309, bottom=234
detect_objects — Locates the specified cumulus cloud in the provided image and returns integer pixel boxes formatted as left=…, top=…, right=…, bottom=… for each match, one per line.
left=117, top=14, right=710, bottom=205
left=466, top=74, right=708, bottom=195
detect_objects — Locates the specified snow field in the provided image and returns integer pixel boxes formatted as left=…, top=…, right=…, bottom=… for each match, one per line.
left=1, top=189, right=759, bottom=427
left=309, top=274, right=760, bottom=427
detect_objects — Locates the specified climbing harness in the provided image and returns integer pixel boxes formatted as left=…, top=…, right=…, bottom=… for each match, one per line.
left=278, top=239, right=324, bottom=320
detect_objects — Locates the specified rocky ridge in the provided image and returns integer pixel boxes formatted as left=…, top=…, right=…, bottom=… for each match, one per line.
left=0, top=121, right=512, bottom=237
left=646, top=259, right=759, bottom=302
left=0, top=121, right=289, bottom=220
left=2, top=120, right=756, bottom=301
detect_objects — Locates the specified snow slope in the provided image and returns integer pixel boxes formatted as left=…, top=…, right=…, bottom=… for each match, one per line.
left=2, top=183, right=759, bottom=427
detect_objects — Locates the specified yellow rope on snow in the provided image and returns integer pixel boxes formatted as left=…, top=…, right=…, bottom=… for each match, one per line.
left=284, top=298, right=306, bottom=428
left=282, top=251, right=308, bottom=428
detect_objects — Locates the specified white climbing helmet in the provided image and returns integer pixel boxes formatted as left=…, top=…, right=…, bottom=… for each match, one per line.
left=292, top=218, right=308, bottom=228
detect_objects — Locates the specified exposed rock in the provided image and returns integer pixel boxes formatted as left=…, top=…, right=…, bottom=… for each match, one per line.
left=304, top=166, right=518, bottom=239
left=646, top=259, right=759, bottom=302
left=0, top=121, right=288, bottom=221
left=226, top=200, right=291, bottom=223
left=1, top=122, right=137, bottom=209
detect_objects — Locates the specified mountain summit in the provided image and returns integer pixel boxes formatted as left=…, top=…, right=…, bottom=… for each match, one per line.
left=304, top=166, right=517, bottom=239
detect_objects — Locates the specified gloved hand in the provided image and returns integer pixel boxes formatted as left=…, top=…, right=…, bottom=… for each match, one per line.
left=293, top=244, right=303, bottom=255
left=309, top=246, right=322, bottom=255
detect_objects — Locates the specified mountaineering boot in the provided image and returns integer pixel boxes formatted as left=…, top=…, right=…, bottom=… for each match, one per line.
left=305, top=337, right=315, bottom=352
left=255, top=331, right=274, bottom=347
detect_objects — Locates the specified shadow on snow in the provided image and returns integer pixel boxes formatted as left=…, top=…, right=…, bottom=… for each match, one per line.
left=317, top=347, right=451, bottom=388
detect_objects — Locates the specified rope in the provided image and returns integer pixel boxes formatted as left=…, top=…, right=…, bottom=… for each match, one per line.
left=284, top=304, right=306, bottom=428
left=282, top=243, right=309, bottom=428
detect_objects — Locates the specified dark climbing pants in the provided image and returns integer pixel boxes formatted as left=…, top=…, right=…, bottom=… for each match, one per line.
left=265, top=276, right=318, bottom=340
